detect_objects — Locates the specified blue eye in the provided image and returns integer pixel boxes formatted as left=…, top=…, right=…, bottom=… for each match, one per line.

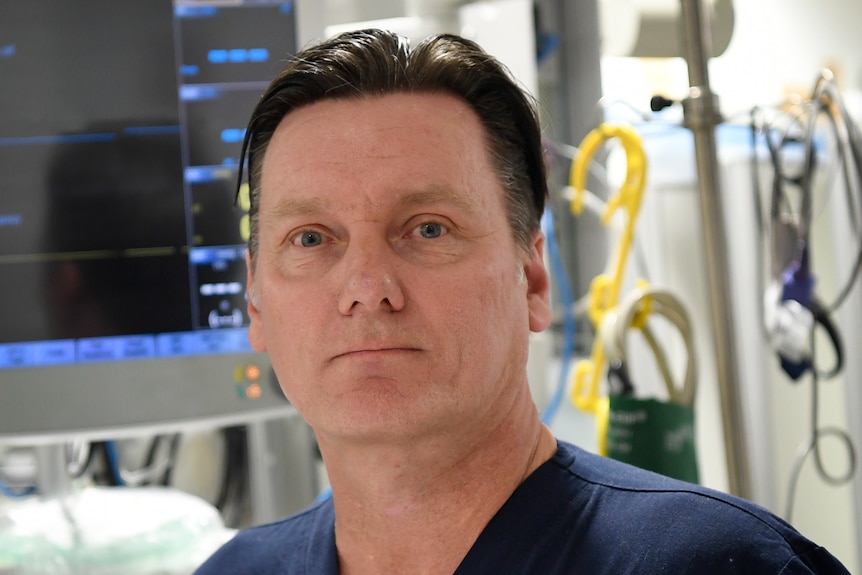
left=417, top=222, right=444, bottom=239
left=298, top=231, right=323, bottom=247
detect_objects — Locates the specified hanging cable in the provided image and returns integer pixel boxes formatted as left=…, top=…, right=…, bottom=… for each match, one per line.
left=103, top=440, right=124, bottom=486
left=118, top=435, right=181, bottom=487
left=783, top=333, right=856, bottom=523
left=748, top=70, right=860, bottom=518
left=600, top=285, right=697, bottom=407
left=758, top=76, right=854, bottom=382
left=66, top=441, right=92, bottom=480
left=215, top=426, right=250, bottom=528
left=540, top=208, right=577, bottom=425
left=802, top=72, right=862, bottom=313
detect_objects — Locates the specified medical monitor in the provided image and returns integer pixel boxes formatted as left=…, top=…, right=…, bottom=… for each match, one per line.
left=0, top=0, right=299, bottom=444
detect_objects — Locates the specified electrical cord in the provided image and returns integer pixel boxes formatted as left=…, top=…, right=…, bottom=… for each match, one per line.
left=105, top=441, right=123, bottom=486
left=599, top=285, right=697, bottom=406
left=215, top=426, right=250, bottom=528
left=801, top=72, right=862, bottom=312
left=751, top=70, right=862, bottom=521
left=118, top=437, right=174, bottom=487
left=66, top=441, right=92, bottom=480
left=142, top=434, right=182, bottom=486
left=804, top=72, right=862, bottom=237
left=783, top=333, right=856, bottom=523
left=753, top=87, right=853, bottom=373
left=540, top=208, right=577, bottom=425
left=87, top=441, right=123, bottom=487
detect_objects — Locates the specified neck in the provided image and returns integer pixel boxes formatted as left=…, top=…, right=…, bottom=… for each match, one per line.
left=317, top=385, right=557, bottom=575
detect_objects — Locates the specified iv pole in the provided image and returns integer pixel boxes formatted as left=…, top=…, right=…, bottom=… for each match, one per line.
left=678, top=0, right=752, bottom=499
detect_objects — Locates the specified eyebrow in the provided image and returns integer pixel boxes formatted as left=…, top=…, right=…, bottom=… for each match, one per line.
left=263, top=185, right=481, bottom=220
left=393, top=185, right=480, bottom=214
left=264, top=196, right=328, bottom=220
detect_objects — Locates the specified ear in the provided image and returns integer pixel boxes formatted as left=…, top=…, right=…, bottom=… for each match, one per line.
left=246, top=250, right=267, bottom=352
left=524, top=232, right=552, bottom=333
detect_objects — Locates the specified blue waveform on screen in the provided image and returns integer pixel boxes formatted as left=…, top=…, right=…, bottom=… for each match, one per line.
left=175, top=3, right=292, bottom=19
left=0, top=133, right=115, bottom=147
left=179, top=85, right=219, bottom=102
left=123, top=125, right=181, bottom=136
left=175, top=5, right=217, bottom=18
left=0, top=44, right=15, bottom=59
left=220, top=129, right=246, bottom=144
left=180, top=64, right=200, bottom=77
left=0, top=214, right=23, bottom=228
left=208, top=48, right=269, bottom=64
left=185, top=166, right=235, bottom=183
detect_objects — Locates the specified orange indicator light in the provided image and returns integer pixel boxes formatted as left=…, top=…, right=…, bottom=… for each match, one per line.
left=246, top=383, right=263, bottom=400
left=245, top=364, right=261, bottom=381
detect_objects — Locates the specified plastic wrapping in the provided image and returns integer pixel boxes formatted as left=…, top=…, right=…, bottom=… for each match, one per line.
left=0, top=486, right=235, bottom=575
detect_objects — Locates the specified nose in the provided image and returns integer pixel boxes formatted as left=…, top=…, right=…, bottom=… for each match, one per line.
left=336, top=238, right=405, bottom=315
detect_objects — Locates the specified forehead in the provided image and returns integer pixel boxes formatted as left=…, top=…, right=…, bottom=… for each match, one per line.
left=258, top=92, right=501, bottom=211
left=268, top=91, right=483, bottom=150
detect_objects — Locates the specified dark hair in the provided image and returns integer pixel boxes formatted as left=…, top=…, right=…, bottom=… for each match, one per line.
left=238, top=29, right=547, bottom=266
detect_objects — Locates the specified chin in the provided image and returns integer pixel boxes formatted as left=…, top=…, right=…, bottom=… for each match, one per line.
left=313, top=396, right=448, bottom=444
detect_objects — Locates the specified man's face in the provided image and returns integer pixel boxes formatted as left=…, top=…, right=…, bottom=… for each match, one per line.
left=247, top=92, right=550, bottom=444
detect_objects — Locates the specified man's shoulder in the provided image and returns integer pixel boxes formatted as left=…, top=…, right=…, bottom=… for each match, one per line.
left=194, top=498, right=336, bottom=575
left=544, top=441, right=849, bottom=574
left=555, top=440, right=783, bottom=525
left=552, top=440, right=797, bottom=539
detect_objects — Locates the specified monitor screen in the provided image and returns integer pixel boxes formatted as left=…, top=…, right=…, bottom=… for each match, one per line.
left=0, top=0, right=298, bottom=443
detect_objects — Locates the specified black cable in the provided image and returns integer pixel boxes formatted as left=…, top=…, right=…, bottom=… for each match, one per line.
left=90, top=441, right=120, bottom=486
left=141, top=435, right=164, bottom=486
left=159, top=434, right=182, bottom=486
left=783, top=323, right=856, bottom=523
left=752, top=79, right=859, bottom=522
left=215, top=426, right=249, bottom=528
left=812, top=74, right=862, bottom=235
left=760, top=78, right=862, bottom=332
left=826, top=244, right=862, bottom=314
left=749, top=108, right=766, bottom=239
left=799, top=74, right=862, bottom=313
left=70, top=443, right=97, bottom=480
left=749, top=108, right=776, bottom=345
left=810, top=298, right=843, bottom=381
left=819, top=80, right=862, bottom=312
left=214, top=433, right=232, bottom=513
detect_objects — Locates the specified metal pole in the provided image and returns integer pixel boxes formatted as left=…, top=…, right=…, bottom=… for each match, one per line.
left=551, top=0, right=606, bottom=301
left=678, top=0, right=752, bottom=499
left=35, top=444, right=73, bottom=498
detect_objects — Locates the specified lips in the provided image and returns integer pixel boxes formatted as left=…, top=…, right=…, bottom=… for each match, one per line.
left=331, top=345, right=422, bottom=361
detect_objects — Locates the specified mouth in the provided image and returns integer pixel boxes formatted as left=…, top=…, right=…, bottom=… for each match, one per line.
left=331, top=346, right=422, bottom=361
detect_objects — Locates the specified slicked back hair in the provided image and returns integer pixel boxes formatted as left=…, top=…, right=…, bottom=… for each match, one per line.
left=238, top=29, right=547, bottom=268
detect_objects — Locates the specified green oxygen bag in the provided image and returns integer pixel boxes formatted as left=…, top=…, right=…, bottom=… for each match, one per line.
left=606, top=393, right=699, bottom=484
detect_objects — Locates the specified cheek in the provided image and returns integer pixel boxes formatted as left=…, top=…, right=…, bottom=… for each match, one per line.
left=429, top=260, right=526, bottom=349
left=258, top=288, right=326, bottom=392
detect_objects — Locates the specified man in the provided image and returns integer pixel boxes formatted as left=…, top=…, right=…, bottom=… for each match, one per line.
left=195, top=29, right=849, bottom=574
